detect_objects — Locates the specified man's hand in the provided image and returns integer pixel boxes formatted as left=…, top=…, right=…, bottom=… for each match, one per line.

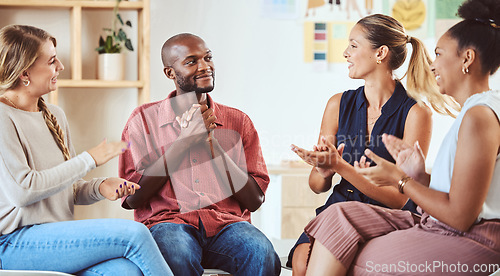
left=176, top=104, right=217, bottom=146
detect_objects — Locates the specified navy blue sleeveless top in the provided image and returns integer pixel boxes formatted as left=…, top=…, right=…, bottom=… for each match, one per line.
left=316, top=81, right=419, bottom=214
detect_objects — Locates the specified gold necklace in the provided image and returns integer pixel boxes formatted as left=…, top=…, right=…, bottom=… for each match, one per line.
left=1, top=95, right=19, bottom=109
left=367, top=114, right=381, bottom=126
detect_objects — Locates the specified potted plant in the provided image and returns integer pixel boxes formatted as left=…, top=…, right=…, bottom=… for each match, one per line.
left=96, top=0, right=134, bottom=80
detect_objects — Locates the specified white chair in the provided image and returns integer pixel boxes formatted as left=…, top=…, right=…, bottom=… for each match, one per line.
left=280, top=256, right=292, bottom=271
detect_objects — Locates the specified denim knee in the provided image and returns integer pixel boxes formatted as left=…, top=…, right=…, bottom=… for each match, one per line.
left=249, top=238, right=280, bottom=265
left=169, top=243, right=200, bottom=266
left=92, top=219, right=151, bottom=244
left=78, top=257, right=142, bottom=276
left=149, top=223, right=202, bottom=273
left=124, top=221, right=154, bottom=243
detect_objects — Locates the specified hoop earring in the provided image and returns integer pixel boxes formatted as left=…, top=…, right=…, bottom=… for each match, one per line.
left=376, top=60, right=381, bottom=65
left=462, top=67, right=469, bottom=74
left=23, top=80, right=30, bottom=86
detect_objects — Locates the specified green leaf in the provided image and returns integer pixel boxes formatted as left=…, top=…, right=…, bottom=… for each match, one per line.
left=125, top=39, right=134, bottom=51
left=126, top=20, right=132, bottom=28
left=111, top=45, right=121, bottom=53
left=105, top=36, right=113, bottom=51
left=95, top=46, right=105, bottom=54
left=98, top=36, right=105, bottom=47
left=118, top=29, right=127, bottom=41
left=117, top=13, right=124, bottom=26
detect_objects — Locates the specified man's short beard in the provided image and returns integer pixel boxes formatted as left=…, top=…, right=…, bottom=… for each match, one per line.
left=195, top=85, right=214, bottom=93
left=177, top=74, right=215, bottom=93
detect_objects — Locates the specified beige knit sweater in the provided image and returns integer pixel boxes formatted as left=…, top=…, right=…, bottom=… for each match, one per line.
left=0, top=102, right=105, bottom=235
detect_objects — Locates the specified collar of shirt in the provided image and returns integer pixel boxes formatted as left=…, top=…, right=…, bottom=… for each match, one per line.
left=356, top=81, right=407, bottom=117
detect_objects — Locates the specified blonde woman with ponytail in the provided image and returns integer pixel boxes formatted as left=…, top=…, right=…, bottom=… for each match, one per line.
left=0, top=25, right=172, bottom=275
left=287, top=14, right=457, bottom=275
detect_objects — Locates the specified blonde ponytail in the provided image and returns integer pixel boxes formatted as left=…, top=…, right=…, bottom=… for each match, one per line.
left=405, top=36, right=460, bottom=117
left=358, top=14, right=460, bottom=117
left=38, top=98, right=71, bottom=161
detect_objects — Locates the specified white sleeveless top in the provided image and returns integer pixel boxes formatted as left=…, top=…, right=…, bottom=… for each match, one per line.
left=429, top=90, right=500, bottom=221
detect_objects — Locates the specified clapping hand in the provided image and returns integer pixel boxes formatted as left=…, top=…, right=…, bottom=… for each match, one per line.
left=382, top=134, right=426, bottom=181
left=87, top=139, right=130, bottom=167
left=176, top=104, right=217, bottom=145
left=176, top=104, right=201, bottom=129
left=353, top=148, right=405, bottom=188
left=291, top=136, right=345, bottom=177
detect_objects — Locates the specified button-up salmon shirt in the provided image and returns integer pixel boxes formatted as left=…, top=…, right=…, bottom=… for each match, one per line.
left=119, top=91, right=270, bottom=237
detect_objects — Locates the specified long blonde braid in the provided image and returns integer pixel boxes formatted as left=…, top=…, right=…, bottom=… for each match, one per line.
left=38, top=97, right=71, bottom=161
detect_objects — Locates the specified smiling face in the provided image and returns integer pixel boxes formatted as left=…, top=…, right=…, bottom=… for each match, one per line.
left=164, top=36, right=215, bottom=95
left=25, top=39, right=64, bottom=96
left=343, top=24, right=379, bottom=80
left=431, top=33, right=463, bottom=96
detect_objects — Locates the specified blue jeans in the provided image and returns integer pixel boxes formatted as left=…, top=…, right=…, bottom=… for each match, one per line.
left=0, top=219, right=173, bottom=276
left=150, top=221, right=281, bottom=276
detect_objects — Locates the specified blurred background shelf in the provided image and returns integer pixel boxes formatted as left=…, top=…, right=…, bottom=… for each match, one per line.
left=0, top=0, right=150, bottom=105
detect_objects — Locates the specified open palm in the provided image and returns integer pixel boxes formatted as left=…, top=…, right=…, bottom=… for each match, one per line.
left=382, top=134, right=425, bottom=180
left=291, top=137, right=346, bottom=172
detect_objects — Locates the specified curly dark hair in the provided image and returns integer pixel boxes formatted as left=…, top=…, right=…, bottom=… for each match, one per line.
left=447, top=0, right=500, bottom=75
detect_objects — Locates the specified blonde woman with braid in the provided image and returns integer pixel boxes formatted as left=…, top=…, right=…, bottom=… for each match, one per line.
left=287, top=14, right=458, bottom=275
left=0, top=25, right=173, bottom=275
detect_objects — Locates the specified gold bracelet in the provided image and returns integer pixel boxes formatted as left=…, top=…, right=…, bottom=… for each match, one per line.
left=398, top=176, right=412, bottom=194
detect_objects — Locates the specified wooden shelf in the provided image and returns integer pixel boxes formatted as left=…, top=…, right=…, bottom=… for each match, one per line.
left=0, top=0, right=150, bottom=106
